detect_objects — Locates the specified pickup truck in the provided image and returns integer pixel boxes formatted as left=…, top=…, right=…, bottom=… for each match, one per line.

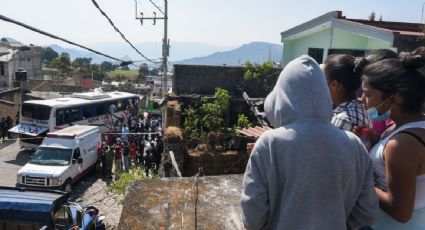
left=0, top=186, right=104, bottom=230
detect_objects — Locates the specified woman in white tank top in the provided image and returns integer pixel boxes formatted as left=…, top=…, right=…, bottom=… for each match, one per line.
left=361, top=51, right=425, bottom=229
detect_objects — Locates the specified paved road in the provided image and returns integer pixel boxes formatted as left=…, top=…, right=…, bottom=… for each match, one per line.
left=0, top=139, right=123, bottom=228
left=0, top=140, right=32, bottom=187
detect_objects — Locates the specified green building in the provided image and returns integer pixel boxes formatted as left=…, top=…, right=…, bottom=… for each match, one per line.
left=281, top=11, right=425, bottom=66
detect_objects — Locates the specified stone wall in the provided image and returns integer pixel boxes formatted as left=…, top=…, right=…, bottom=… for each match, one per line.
left=118, top=175, right=244, bottom=230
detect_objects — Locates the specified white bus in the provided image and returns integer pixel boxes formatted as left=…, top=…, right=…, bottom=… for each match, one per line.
left=10, top=90, right=139, bottom=150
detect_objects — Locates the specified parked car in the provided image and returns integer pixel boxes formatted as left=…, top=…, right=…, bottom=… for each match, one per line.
left=16, top=125, right=101, bottom=192
left=0, top=186, right=105, bottom=230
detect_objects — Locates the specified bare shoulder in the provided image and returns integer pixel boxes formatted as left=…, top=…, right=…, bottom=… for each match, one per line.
left=385, top=128, right=425, bottom=168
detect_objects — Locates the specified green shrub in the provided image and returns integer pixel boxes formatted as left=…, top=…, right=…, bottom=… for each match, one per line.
left=107, top=167, right=146, bottom=195
left=236, top=114, right=252, bottom=129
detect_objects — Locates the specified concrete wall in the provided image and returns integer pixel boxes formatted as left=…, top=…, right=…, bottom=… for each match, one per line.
left=282, top=27, right=395, bottom=66
left=4, top=46, right=43, bottom=88
left=173, top=64, right=245, bottom=96
left=173, top=64, right=280, bottom=98
left=283, top=28, right=332, bottom=65
left=119, top=175, right=244, bottom=230
left=28, top=79, right=83, bottom=93
left=332, top=28, right=394, bottom=51
left=394, top=34, right=425, bottom=53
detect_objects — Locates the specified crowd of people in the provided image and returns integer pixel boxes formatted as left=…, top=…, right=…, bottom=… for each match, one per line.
left=241, top=47, right=425, bottom=229
left=99, top=114, right=164, bottom=179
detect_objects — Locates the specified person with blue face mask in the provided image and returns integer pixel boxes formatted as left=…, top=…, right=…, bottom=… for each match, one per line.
left=366, top=96, right=393, bottom=121
left=361, top=52, right=425, bottom=229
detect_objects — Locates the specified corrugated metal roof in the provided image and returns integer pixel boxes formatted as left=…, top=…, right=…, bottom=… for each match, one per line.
left=236, top=126, right=273, bottom=138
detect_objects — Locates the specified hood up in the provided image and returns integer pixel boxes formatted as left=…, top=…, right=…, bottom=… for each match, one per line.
left=265, top=55, right=332, bottom=127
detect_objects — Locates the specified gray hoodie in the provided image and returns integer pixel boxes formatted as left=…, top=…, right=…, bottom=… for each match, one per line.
left=241, top=55, right=378, bottom=230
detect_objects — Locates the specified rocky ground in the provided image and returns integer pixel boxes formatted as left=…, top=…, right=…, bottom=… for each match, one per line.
left=70, top=172, right=124, bottom=229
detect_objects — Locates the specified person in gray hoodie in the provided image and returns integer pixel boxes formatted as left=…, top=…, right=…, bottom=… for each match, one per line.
left=241, top=55, right=378, bottom=230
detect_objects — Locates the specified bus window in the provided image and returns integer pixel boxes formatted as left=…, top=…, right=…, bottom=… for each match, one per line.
left=95, top=103, right=106, bottom=116
left=56, top=110, right=65, bottom=126
left=22, top=104, right=52, bottom=120
left=70, top=107, right=82, bottom=122
left=83, top=106, right=94, bottom=119
left=123, top=99, right=130, bottom=110
left=64, top=109, right=71, bottom=124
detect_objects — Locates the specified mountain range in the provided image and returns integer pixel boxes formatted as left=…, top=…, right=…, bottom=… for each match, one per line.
left=1, top=37, right=283, bottom=66
left=172, top=42, right=283, bottom=65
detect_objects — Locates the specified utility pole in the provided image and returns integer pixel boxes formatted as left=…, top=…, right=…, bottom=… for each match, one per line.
left=162, top=0, right=168, bottom=98
left=422, top=2, right=425, bottom=23
left=135, top=0, right=169, bottom=98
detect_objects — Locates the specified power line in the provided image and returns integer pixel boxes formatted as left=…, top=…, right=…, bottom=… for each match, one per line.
left=149, top=0, right=165, bottom=16
left=0, top=14, right=129, bottom=64
left=91, top=0, right=158, bottom=65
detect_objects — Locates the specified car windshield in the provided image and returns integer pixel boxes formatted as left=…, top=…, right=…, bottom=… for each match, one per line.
left=30, top=147, right=72, bottom=166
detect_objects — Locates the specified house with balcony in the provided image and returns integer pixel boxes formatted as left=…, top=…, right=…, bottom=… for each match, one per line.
left=281, top=11, right=425, bottom=65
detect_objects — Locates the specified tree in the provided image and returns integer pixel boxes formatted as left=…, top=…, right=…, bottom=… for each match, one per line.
left=199, top=88, right=230, bottom=133
left=100, top=61, right=116, bottom=72
left=182, top=88, right=231, bottom=137
left=72, top=57, right=92, bottom=69
left=243, top=60, right=278, bottom=97
left=150, top=67, right=160, bottom=76
left=368, top=11, right=376, bottom=21
left=379, top=15, right=383, bottom=21
left=42, top=47, right=59, bottom=64
left=120, top=65, right=130, bottom=71
left=138, top=63, right=149, bottom=76
left=51, top=52, right=71, bottom=76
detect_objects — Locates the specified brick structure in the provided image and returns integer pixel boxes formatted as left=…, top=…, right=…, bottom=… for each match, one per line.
left=0, top=88, right=21, bottom=123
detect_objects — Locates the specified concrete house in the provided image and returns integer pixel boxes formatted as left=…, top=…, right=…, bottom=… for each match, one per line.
left=281, top=11, right=425, bottom=65
left=0, top=42, right=43, bottom=90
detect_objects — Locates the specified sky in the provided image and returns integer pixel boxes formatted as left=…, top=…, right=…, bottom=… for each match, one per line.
left=1, top=0, right=424, bottom=54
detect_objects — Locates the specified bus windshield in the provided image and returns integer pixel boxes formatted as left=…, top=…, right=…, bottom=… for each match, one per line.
left=22, top=104, right=51, bottom=120
left=30, top=147, right=72, bottom=166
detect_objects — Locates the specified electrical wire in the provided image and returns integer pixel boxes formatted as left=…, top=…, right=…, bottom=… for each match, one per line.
left=149, top=0, right=165, bottom=16
left=0, top=14, right=129, bottom=63
left=91, top=0, right=159, bottom=65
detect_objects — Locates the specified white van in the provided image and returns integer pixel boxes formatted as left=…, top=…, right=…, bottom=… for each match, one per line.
left=16, top=125, right=101, bottom=192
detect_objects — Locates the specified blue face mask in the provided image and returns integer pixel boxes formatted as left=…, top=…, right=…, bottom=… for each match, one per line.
left=367, top=99, right=392, bottom=121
